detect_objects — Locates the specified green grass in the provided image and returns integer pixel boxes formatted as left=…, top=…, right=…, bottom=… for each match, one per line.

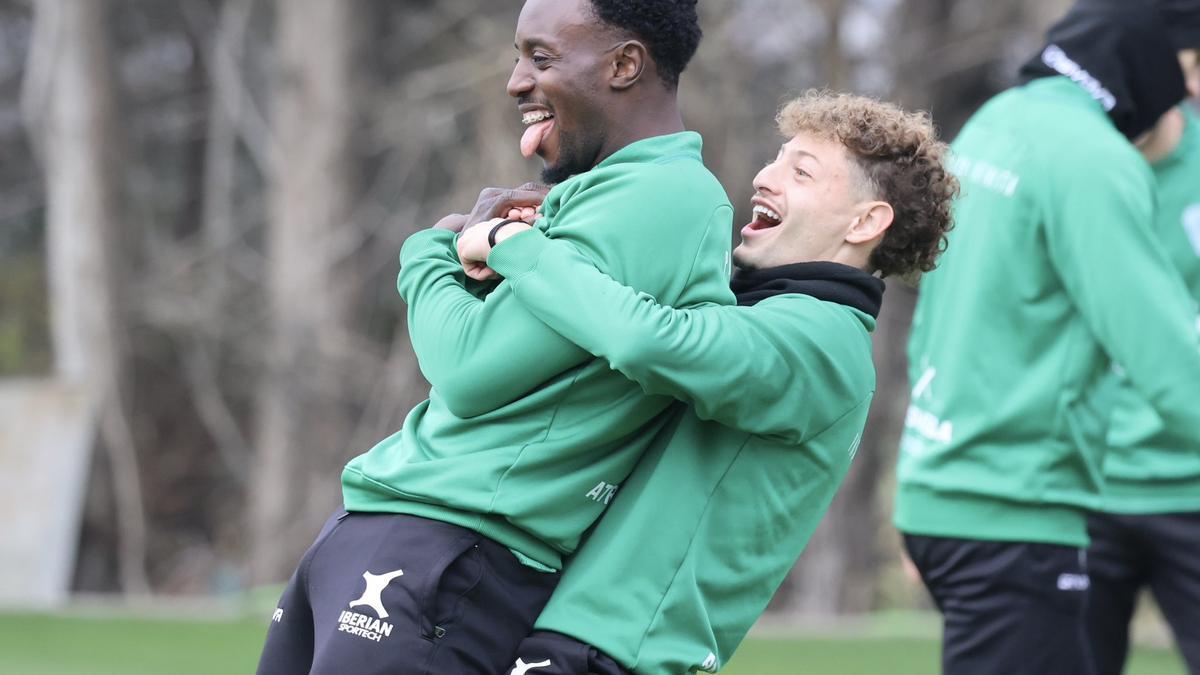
left=721, top=635, right=1187, bottom=675
left=0, top=610, right=1186, bottom=674
left=0, top=612, right=268, bottom=675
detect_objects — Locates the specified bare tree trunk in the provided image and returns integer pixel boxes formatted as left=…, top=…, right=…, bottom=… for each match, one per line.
left=175, top=0, right=257, bottom=485
left=22, top=0, right=149, bottom=594
left=817, top=0, right=850, bottom=91
left=251, top=0, right=367, bottom=583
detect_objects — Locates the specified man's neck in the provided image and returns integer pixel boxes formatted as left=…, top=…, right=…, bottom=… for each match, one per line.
left=594, top=101, right=685, bottom=164
left=829, top=246, right=872, bottom=273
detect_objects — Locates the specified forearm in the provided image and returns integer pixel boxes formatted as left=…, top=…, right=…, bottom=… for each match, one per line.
left=1115, top=298, right=1200, bottom=447
left=398, top=228, right=588, bottom=416
left=489, top=230, right=798, bottom=435
left=1047, top=180, right=1200, bottom=447
left=398, top=229, right=487, bottom=393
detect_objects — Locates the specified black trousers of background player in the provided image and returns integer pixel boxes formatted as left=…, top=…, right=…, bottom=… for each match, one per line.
left=905, top=533, right=1096, bottom=675
left=1086, top=511, right=1200, bottom=675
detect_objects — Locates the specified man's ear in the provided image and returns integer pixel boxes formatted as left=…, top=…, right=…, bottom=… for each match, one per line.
left=610, top=41, right=647, bottom=90
left=846, top=202, right=894, bottom=245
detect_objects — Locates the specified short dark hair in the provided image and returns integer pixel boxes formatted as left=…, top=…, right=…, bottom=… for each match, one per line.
left=586, top=0, right=701, bottom=89
left=778, top=91, right=958, bottom=278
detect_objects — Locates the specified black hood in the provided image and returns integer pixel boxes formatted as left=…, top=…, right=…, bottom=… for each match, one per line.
left=1156, top=0, right=1200, bottom=49
left=729, top=261, right=885, bottom=319
left=1019, top=0, right=1186, bottom=139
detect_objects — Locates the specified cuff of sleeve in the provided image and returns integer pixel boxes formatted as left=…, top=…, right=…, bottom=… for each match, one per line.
left=488, top=227, right=550, bottom=280
left=400, top=228, right=457, bottom=264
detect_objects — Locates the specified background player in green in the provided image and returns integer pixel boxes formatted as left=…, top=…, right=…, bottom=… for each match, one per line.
left=256, top=1, right=735, bottom=673
left=1086, top=34, right=1200, bottom=674
left=455, top=91, right=957, bottom=675
left=896, top=1, right=1200, bottom=673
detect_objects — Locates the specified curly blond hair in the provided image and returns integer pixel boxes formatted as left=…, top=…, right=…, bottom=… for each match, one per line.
left=777, top=90, right=958, bottom=278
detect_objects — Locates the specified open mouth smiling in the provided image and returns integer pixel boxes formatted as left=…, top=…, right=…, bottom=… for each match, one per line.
left=748, top=204, right=783, bottom=230
left=520, top=107, right=556, bottom=158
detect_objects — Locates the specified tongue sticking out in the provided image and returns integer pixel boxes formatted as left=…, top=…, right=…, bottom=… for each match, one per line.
left=521, top=119, right=555, bottom=158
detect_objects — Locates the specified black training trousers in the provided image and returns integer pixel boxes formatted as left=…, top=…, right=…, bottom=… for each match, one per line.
left=904, top=533, right=1096, bottom=675
left=256, top=511, right=559, bottom=675
left=1086, top=511, right=1200, bottom=675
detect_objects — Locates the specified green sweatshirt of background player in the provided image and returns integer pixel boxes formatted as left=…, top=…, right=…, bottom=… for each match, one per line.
left=341, top=132, right=735, bottom=570
left=1099, top=104, right=1200, bottom=514
left=484, top=229, right=876, bottom=675
left=895, top=77, right=1200, bottom=548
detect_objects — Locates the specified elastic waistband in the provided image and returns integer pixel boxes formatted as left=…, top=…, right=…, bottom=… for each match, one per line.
left=342, top=477, right=563, bottom=571
left=894, top=482, right=1089, bottom=547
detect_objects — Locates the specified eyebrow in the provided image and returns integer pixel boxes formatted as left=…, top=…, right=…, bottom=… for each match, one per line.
left=515, top=37, right=552, bottom=50
left=782, top=144, right=823, bottom=166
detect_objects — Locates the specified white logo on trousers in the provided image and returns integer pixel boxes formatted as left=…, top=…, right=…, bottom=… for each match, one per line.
left=1057, top=573, right=1090, bottom=591
left=512, top=657, right=552, bottom=674
left=348, top=569, right=405, bottom=619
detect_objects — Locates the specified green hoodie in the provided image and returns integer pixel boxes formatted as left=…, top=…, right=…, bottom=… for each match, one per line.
left=342, top=132, right=734, bottom=570
left=487, top=231, right=877, bottom=674
left=1099, top=105, right=1200, bottom=514
left=896, top=78, right=1200, bottom=547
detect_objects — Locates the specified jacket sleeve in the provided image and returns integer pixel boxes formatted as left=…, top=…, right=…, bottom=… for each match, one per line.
left=397, top=228, right=588, bottom=418
left=1044, top=156, right=1200, bottom=449
left=489, top=229, right=867, bottom=442
left=398, top=171, right=733, bottom=418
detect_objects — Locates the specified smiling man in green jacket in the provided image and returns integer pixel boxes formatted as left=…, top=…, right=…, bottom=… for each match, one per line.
left=256, top=1, right=736, bottom=674
left=457, top=91, right=957, bottom=675
left=896, top=1, right=1200, bottom=674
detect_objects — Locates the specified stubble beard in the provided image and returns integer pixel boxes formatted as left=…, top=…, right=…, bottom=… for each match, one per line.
left=539, top=126, right=600, bottom=185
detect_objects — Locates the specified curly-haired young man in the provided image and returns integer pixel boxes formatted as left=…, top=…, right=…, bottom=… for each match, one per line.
left=256, top=0, right=738, bottom=673
left=455, top=91, right=957, bottom=675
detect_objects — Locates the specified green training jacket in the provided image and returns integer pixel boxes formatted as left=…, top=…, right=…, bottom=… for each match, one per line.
left=487, top=230, right=876, bottom=674
left=342, top=132, right=735, bottom=570
left=1099, top=105, right=1200, bottom=514
left=896, top=77, right=1200, bottom=547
